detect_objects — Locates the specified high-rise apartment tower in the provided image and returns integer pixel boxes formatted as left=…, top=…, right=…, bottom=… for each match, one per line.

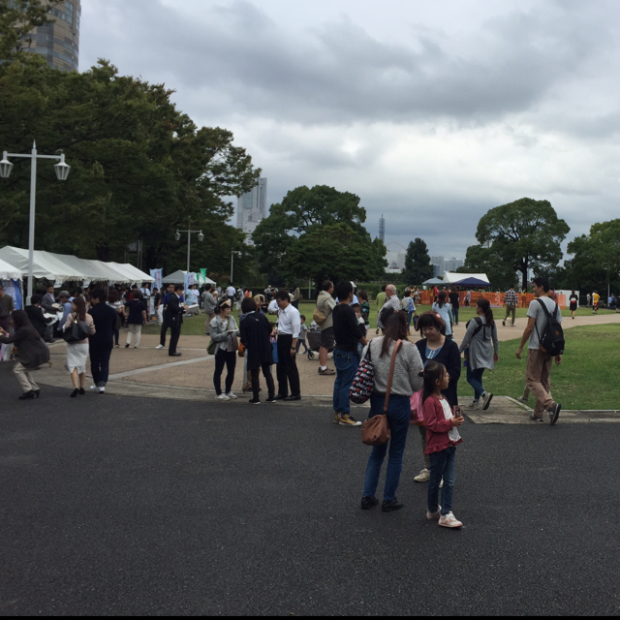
left=379, top=215, right=385, bottom=242
left=25, top=1, right=81, bottom=72
left=236, top=178, right=268, bottom=235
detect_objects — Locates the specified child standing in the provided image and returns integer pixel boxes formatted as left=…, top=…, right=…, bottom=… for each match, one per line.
left=358, top=290, right=371, bottom=328
left=423, top=361, right=465, bottom=529
left=296, top=315, right=309, bottom=354
left=351, top=303, right=367, bottom=359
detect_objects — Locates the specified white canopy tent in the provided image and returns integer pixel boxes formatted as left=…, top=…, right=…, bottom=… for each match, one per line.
left=0, top=246, right=154, bottom=284
left=0, top=257, right=22, bottom=280
left=442, top=272, right=490, bottom=285
left=163, top=270, right=216, bottom=285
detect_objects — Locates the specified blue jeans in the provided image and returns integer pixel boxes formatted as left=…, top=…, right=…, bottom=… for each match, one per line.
left=428, top=446, right=457, bottom=516
left=333, top=350, right=359, bottom=415
left=452, top=307, right=459, bottom=325
left=467, top=366, right=486, bottom=401
left=363, top=394, right=411, bottom=502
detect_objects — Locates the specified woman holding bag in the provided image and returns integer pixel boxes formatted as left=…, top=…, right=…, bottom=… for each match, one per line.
left=210, top=300, right=240, bottom=401
left=360, top=312, right=424, bottom=513
left=64, top=296, right=96, bottom=398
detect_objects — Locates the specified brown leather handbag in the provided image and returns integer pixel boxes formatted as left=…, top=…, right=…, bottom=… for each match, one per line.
left=361, top=339, right=402, bottom=446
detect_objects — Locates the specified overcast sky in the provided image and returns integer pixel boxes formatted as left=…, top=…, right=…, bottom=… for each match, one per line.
left=80, top=0, right=620, bottom=259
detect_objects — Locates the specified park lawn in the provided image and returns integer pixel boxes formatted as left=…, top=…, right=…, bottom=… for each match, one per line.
left=458, top=324, right=620, bottom=410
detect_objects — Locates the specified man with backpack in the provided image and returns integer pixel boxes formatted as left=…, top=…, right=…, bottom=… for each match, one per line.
left=516, top=277, right=563, bottom=425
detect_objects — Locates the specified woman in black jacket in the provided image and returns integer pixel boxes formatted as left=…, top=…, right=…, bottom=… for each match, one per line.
left=412, top=311, right=462, bottom=484
left=0, top=310, right=50, bottom=400
left=239, top=297, right=275, bottom=405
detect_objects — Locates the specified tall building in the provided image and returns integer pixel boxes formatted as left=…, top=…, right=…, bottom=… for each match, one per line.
left=379, top=215, right=385, bottom=243
left=236, top=178, right=268, bottom=235
left=24, top=1, right=81, bottom=72
left=431, top=256, right=445, bottom=278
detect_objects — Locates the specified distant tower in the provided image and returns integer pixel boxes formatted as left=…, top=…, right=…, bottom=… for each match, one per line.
left=379, top=215, right=385, bottom=243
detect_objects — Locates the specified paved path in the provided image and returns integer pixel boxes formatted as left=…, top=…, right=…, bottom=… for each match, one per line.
left=2, top=384, right=620, bottom=615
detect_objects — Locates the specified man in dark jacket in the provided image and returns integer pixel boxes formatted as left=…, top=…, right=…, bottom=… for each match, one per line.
left=166, top=285, right=185, bottom=357
left=88, top=288, right=118, bottom=394
left=25, top=294, right=56, bottom=343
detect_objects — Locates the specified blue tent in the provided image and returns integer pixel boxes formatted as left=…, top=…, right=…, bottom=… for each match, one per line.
left=453, top=277, right=491, bottom=287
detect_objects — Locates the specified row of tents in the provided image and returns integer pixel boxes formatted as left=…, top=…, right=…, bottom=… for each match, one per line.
left=424, top=272, right=491, bottom=287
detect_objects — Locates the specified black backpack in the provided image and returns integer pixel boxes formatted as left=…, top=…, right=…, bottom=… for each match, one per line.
left=534, top=299, right=565, bottom=356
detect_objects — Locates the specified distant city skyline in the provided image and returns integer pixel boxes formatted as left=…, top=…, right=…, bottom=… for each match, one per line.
left=236, top=178, right=268, bottom=237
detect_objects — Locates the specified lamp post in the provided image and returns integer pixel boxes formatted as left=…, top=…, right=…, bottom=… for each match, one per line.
left=175, top=225, right=204, bottom=272
left=0, top=141, right=71, bottom=305
left=230, top=251, right=242, bottom=284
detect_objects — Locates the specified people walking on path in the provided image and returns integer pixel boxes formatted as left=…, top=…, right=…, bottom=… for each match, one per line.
left=332, top=281, right=368, bottom=427
left=569, top=290, right=578, bottom=319
left=431, top=291, right=454, bottom=339
left=165, top=285, right=185, bottom=357
left=516, top=276, right=563, bottom=424
left=124, top=290, right=147, bottom=349
left=503, top=285, right=518, bottom=327
left=448, top=287, right=460, bottom=325
left=202, top=285, right=217, bottom=334
left=210, top=300, right=239, bottom=401
left=377, top=285, right=401, bottom=333
left=106, top=289, right=123, bottom=348
left=296, top=316, right=309, bottom=354
left=361, top=313, right=424, bottom=513
left=459, top=298, right=499, bottom=411
left=402, top=289, right=417, bottom=334
left=413, top=311, right=461, bottom=483
left=0, top=310, right=50, bottom=400
left=63, top=296, right=96, bottom=398
left=592, top=290, right=600, bottom=314
left=422, top=361, right=465, bottom=529
left=275, top=290, right=302, bottom=402
left=88, top=288, right=118, bottom=394
left=315, top=281, right=336, bottom=376
left=239, top=297, right=275, bottom=404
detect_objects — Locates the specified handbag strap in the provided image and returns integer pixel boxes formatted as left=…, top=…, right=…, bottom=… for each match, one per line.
left=384, top=339, right=403, bottom=413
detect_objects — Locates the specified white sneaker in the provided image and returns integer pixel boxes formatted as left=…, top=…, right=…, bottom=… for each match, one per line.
left=90, top=385, right=98, bottom=391
left=517, top=396, right=529, bottom=403
left=98, top=386, right=105, bottom=394
left=481, top=392, right=494, bottom=411
left=217, top=394, right=230, bottom=401
left=155, top=345, right=164, bottom=350
left=466, top=401, right=480, bottom=410
left=426, top=505, right=442, bottom=521
left=414, top=469, right=431, bottom=483
left=439, top=512, right=463, bottom=528
left=227, top=392, right=238, bottom=400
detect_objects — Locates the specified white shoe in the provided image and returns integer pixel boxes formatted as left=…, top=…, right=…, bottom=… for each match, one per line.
left=440, top=478, right=444, bottom=489
left=466, top=401, right=480, bottom=410
left=439, top=512, right=463, bottom=528
left=155, top=345, right=164, bottom=350
left=426, top=505, right=442, bottom=521
left=481, top=392, right=494, bottom=411
left=98, top=386, right=105, bottom=394
left=90, top=385, right=98, bottom=391
left=414, top=469, right=431, bottom=483
left=517, top=396, right=529, bottom=404
left=226, top=392, right=238, bottom=400
left=217, top=394, right=230, bottom=401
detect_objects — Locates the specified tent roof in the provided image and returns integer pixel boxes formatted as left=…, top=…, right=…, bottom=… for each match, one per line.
left=452, top=276, right=492, bottom=287
left=0, top=257, right=22, bottom=280
left=442, top=271, right=490, bottom=285
left=423, top=277, right=445, bottom=285
left=163, top=270, right=216, bottom=285
left=0, top=246, right=154, bottom=283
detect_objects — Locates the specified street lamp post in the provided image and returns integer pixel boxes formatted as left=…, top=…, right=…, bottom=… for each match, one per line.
left=230, top=251, right=242, bottom=284
left=0, top=141, right=71, bottom=305
left=175, top=225, right=204, bottom=272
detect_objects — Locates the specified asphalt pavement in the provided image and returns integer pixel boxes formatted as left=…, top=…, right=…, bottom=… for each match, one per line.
left=1, top=364, right=620, bottom=616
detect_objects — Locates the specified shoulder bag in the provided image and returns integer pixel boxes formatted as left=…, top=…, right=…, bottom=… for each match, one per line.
left=350, top=341, right=376, bottom=404
left=361, top=339, right=402, bottom=447
left=62, top=314, right=90, bottom=344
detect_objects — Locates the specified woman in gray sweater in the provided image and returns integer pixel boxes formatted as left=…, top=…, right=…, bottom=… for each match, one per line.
left=459, top=298, right=499, bottom=411
left=361, top=312, right=424, bottom=513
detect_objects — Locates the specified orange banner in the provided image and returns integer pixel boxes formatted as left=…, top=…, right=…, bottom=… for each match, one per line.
left=416, top=290, right=566, bottom=309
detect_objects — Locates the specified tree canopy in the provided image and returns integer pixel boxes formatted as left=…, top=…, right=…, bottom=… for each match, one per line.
left=402, top=238, right=433, bottom=284
left=475, top=198, right=570, bottom=290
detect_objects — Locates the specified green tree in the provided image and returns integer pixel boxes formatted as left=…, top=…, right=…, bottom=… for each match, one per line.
left=457, top=244, right=519, bottom=290
left=476, top=198, right=570, bottom=290
left=402, top=238, right=434, bottom=284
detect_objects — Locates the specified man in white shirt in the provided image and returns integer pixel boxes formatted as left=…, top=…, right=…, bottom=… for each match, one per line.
left=274, top=290, right=301, bottom=401
left=377, top=284, right=401, bottom=331
left=516, top=276, right=563, bottom=425
left=226, top=283, right=236, bottom=301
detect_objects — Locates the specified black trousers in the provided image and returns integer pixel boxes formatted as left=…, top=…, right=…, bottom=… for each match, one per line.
left=168, top=325, right=181, bottom=355
left=251, top=364, right=275, bottom=400
left=160, top=319, right=171, bottom=347
left=90, top=346, right=112, bottom=386
left=277, top=335, right=301, bottom=397
left=214, top=349, right=236, bottom=395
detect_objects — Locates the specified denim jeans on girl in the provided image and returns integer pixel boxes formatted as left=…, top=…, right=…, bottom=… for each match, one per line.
left=466, top=366, right=486, bottom=401
left=333, top=350, right=360, bottom=415
left=428, top=445, right=457, bottom=516
left=363, top=394, right=411, bottom=502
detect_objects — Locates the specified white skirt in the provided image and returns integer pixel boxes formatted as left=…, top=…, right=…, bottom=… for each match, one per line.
left=66, top=342, right=89, bottom=374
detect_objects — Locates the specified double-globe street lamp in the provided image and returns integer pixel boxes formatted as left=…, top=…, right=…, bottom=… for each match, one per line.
left=0, top=141, right=71, bottom=305
left=175, top=225, right=204, bottom=273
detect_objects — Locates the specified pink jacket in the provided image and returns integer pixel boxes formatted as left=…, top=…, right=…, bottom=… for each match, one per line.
left=423, top=395, right=463, bottom=455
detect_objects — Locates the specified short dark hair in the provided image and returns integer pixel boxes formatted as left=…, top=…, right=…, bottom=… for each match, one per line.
left=31, top=294, right=42, bottom=305
left=300, top=315, right=306, bottom=321
left=275, top=290, right=290, bottom=302
left=322, top=281, right=333, bottom=292
left=132, top=290, right=143, bottom=300
left=108, top=289, right=119, bottom=303
left=335, top=280, right=353, bottom=301
left=241, top=297, right=256, bottom=314
left=11, top=309, right=31, bottom=330
left=350, top=303, right=361, bottom=311
left=91, top=288, right=106, bottom=302
left=382, top=285, right=387, bottom=292
left=174, top=284, right=184, bottom=292
left=416, top=311, right=447, bottom=336
left=205, top=284, right=212, bottom=292
left=358, top=289, right=369, bottom=301
left=533, top=276, right=550, bottom=292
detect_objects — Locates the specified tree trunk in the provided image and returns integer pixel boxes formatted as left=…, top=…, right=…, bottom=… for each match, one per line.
left=522, top=259, right=528, bottom=291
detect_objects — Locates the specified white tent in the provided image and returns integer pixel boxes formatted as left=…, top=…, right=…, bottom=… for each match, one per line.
left=0, top=246, right=154, bottom=284
left=443, top=272, right=490, bottom=285
left=0, top=257, right=22, bottom=280
left=163, top=270, right=216, bottom=285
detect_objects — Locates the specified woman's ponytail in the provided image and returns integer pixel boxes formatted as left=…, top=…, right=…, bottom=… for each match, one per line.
left=477, top=298, right=494, bottom=327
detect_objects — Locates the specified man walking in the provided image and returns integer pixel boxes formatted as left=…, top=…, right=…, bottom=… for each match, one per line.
left=332, top=281, right=368, bottom=427
left=503, top=285, right=518, bottom=327
left=202, top=284, right=217, bottom=335
left=316, top=281, right=336, bottom=376
left=375, top=285, right=387, bottom=334
left=516, top=276, right=562, bottom=425
left=166, top=284, right=185, bottom=357
left=377, top=284, right=401, bottom=332
left=88, top=288, right=118, bottom=394
left=274, top=290, right=301, bottom=401
left=592, top=290, right=600, bottom=314
left=156, top=284, right=176, bottom=350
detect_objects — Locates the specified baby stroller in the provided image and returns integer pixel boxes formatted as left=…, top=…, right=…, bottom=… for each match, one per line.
left=306, top=328, right=334, bottom=360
